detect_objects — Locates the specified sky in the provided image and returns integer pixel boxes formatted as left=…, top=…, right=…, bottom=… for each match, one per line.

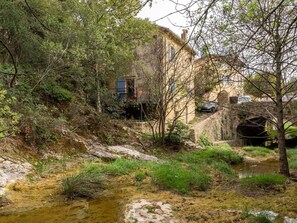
left=137, top=0, right=192, bottom=36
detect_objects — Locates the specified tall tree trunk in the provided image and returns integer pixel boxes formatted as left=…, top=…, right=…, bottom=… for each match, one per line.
left=275, top=31, right=290, bottom=176
left=95, top=65, right=102, bottom=114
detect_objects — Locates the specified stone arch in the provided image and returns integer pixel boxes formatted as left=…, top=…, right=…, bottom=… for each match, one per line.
left=236, top=116, right=268, bottom=146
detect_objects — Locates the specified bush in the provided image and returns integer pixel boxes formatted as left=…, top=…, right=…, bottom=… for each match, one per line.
left=152, top=162, right=211, bottom=193
left=166, top=120, right=191, bottom=144
left=45, top=84, right=74, bottom=102
left=20, top=104, right=65, bottom=146
left=0, top=85, right=19, bottom=138
left=197, top=134, right=212, bottom=147
left=242, top=146, right=272, bottom=157
left=240, top=173, right=286, bottom=189
left=62, top=163, right=105, bottom=199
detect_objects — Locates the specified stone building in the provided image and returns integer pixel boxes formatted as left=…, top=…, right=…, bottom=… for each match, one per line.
left=115, top=26, right=196, bottom=124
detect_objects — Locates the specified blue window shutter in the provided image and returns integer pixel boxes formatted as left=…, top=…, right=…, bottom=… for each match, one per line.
left=117, top=79, right=126, bottom=99
left=117, top=79, right=126, bottom=93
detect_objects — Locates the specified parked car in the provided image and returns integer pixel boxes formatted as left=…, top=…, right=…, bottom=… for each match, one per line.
left=200, top=101, right=219, bottom=112
left=238, top=95, right=252, bottom=104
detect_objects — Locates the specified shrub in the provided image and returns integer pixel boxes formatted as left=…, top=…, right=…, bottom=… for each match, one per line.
left=62, top=164, right=105, bottom=199
left=197, top=134, right=212, bottom=147
left=152, top=162, right=211, bottom=193
left=166, top=120, right=191, bottom=144
left=20, top=104, right=65, bottom=146
left=45, top=84, right=74, bottom=102
left=0, top=86, right=19, bottom=138
left=242, top=146, right=272, bottom=157
left=240, top=173, right=286, bottom=189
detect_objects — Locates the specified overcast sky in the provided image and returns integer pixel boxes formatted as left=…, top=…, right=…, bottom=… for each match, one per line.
left=137, top=0, right=191, bottom=35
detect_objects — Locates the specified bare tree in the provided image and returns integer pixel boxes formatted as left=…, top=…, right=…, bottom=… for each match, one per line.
left=133, top=28, right=196, bottom=144
left=189, top=0, right=297, bottom=176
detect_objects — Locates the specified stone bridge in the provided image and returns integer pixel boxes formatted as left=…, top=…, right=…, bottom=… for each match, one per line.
left=190, top=101, right=297, bottom=146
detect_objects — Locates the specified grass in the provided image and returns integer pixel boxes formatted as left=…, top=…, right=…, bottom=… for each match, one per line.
left=100, top=159, right=141, bottom=176
left=287, top=148, right=297, bottom=171
left=242, top=146, right=272, bottom=157
left=61, top=163, right=105, bottom=199
left=151, top=162, right=211, bottom=193
left=175, top=144, right=243, bottom=165
left=240, top=173, right=286, bottom=189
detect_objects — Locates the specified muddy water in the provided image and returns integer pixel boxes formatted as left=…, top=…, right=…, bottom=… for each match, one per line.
left=234, top=159, right=280, bottom=178
left=0, top=186, right=131, bottom=223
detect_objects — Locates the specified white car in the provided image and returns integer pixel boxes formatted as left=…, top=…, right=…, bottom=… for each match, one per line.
left=238, top=95, right=252, bottom=104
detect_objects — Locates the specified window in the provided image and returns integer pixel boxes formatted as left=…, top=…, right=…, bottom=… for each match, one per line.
left=168, top=46, right=176, bottom=62
left=116, top=79, right=126, bottom=100
left=116, top=78, right=135, bottom=100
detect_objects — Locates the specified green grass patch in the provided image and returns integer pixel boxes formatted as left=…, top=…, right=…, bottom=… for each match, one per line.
left=287, top=149, right=297, bottom=170
left=100, top=159, right=142, bottom=176
left=240, top=173, right=286, bottom=189
left=61, top=163, right=105, bottom=199
left=135, top=172, right=146, bottom=182
left=151, top=162, right=211, bottom=193
left=242, top=146, right=272, bottom=157
left=175, top=145, right=243, bottom=165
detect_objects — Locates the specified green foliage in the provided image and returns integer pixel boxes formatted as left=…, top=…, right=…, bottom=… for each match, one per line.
left=45, top=85, right=74, bottom=102
left=166, top=120, right=191, bottom=144
left=211, top=161, right=234, bottom=177
left=151, top=162, right=211, bottom=193
left=0, top=86, right=19, bottom=138
left=135, top=172, right=146, bottom=182
left=243, top=73, right=275, bottom=98
left=20, top=104, right=65, bottom=146
left=100, top=159, right=141, bottom=176
left=197, top=134, right=213, bottom=147
left=175, top=144, right=243, bottom=165
left=242, top=146, right=272, bottom=157
left=62, top=163, right=106, bottom=199
left=240, top=173, right=286, bottom=189
left=287, top=149, right=297, bottom=170
left=248, top=214, right=273, bottom=223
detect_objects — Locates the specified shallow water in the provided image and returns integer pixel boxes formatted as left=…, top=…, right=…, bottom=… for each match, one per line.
left=234, top=159, right=280, bottom=178
left=0, top=193, right=124, bottom=223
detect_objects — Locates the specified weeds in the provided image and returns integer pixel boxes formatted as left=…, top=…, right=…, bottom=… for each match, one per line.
left=62, top=163, right=105, bottom=199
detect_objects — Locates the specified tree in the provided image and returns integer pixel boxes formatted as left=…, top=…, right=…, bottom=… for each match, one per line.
left=191, top=0, right=297, bottom=176
left=243, top=72, right=275, bottom=98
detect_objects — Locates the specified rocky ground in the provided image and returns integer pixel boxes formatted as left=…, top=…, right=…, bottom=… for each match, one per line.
left=0, top=135, right=297, bottom=223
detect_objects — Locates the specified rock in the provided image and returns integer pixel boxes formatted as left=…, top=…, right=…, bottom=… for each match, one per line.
left=124, top=199, right=176, bottom=223
left=107, top=145, right=158, bottom=161
left=250, top=210, right=278, bottom=221
left=0, top=157, right=32, bottom=193
left=62, top=129, right=159, bottom=161
left=183, top=140, right=203, bottom=150
left=284, top=217, right=297, bottom=223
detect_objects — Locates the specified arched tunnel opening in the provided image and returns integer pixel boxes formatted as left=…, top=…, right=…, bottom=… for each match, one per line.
left=237, top=116, right=268, bottom=146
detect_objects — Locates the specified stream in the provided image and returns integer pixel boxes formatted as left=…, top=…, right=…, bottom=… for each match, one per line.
left=234, top=159, right=280, bottom=178
left=0, top=158, right=296, bottom=223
